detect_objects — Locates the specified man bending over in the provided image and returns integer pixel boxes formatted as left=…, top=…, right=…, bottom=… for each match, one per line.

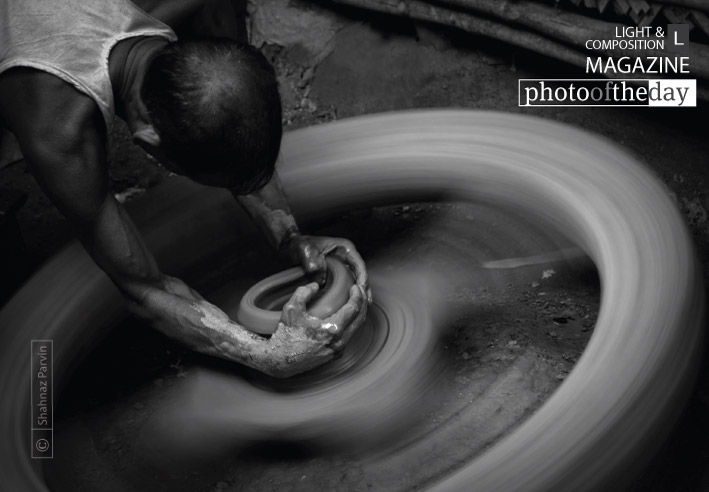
left=0, top=0, right=369, bottom=377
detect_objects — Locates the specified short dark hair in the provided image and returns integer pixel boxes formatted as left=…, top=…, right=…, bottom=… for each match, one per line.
left=142, top=38, right=282, bottom=194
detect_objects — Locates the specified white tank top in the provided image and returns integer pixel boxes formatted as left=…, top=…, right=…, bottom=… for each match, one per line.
left=0, top=0, right=177, bottom=132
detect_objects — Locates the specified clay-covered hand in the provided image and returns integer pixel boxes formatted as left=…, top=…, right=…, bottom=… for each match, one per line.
left=259, top=281, right=367, bottom=378
left=284, top=235, right=372, bottom=304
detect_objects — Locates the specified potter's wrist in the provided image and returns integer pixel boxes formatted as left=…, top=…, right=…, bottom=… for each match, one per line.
left=242, top=336, right=293, bottom=377
left=259, top=209, right=296, bottom=249
left=234, top=336, right=271, bottom=370
left=199, top=317, right=270, bottom=368
left=277, top=223, right=302, bottom=257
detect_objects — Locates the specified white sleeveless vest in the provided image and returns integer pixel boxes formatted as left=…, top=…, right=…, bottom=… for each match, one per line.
left=0, top=0, right=177, bottom=131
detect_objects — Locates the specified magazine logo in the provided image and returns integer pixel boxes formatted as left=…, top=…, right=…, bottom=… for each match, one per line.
left=520, top=23, right=697, bottom=108
left=519, top=79, right=696, bottom=107
left=584, top=24, right=691, bottom=75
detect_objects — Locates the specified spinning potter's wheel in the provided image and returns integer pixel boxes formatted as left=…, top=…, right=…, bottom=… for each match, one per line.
left=0, top=110, right=703, bottom=492
left=149, top=266, right=443, bottom=451
left=235, top=258, right=393, bottom=391
left=160, top=255, right=442, bottom=446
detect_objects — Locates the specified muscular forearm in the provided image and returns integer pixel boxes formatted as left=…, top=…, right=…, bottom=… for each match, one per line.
left=130, top=276, right=346, bottom=378
left=234, top=171, right=301, bottom=255
left=68, top=196, right=270, bottom=369
left=131, top=276, right=269, bottom=367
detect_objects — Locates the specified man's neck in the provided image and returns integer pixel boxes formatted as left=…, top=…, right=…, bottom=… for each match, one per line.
left=109, top=36, right=169, bottom=134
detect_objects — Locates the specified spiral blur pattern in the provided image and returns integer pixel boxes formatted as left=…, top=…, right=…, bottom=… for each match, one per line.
left=0, top=110, right=703, bottom=491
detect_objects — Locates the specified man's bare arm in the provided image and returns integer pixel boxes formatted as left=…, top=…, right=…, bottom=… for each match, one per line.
left=235, top=172, right=371, bottom=300
left=0, top=70, right=271, bottom=365
left=233, top=172, right=300, bottom=254
left=0, top=70, right=364, bottom=377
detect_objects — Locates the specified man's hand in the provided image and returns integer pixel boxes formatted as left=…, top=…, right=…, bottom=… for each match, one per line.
left=259, top=281, right=367, bottom=378
left=284, top=235, right=372, bottom=304
left=233, top=174, right=371, bottom=303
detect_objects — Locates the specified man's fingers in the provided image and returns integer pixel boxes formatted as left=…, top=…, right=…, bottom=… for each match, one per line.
left=322, top=285, right=364, bottom=335
left=324, top=240, right=369, bottom=301
left=343, top=248, right=370, bottom=302
left=320, top=238, right=354, bottom=260
left=330, top=286, right=368, bottom=351
left=281, top=282, right=319, bottom=325
left=300, top=242, right=326, bottom=274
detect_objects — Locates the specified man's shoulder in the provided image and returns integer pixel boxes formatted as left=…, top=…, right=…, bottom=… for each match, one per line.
left=0, top=68, right=106, bottom=155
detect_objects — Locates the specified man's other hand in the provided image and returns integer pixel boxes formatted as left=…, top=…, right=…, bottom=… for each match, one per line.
left=261, top=281, right=367, bottom=378
left=285, top=235, right=372, bottom=304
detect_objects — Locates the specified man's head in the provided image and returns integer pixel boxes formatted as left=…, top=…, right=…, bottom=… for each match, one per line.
left=138, top=38, right=282, bottom=194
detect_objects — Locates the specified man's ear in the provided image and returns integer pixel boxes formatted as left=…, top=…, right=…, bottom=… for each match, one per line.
left=132, top=125, right=161, bottom=154
left=132, top=125, right=186, bottom=175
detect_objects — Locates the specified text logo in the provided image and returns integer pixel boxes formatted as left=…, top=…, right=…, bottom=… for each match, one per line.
left=31, top=340, right=53, bottom=459
left=519, top=79, right=696, bottom=107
